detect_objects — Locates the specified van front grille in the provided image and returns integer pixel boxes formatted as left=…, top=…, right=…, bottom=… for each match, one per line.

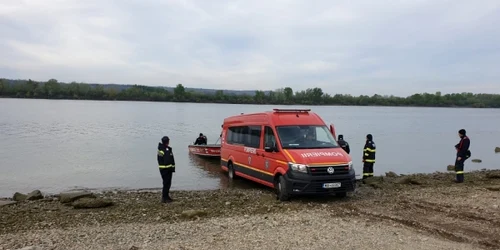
left=309, top=165, right=349, bottom=176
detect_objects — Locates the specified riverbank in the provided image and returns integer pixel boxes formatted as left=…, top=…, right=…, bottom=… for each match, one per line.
left=1, top=170, right=500, bottom=250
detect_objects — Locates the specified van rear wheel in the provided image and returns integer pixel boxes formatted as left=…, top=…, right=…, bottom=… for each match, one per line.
left=275, top=175, right=290, bottom=201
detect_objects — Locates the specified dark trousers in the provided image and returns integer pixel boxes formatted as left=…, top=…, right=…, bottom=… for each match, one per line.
left=363, top=162, right=374, bottom=179
left=455, top=159, right=465, bottom=183
left=160, top=168, right=173, bottom=201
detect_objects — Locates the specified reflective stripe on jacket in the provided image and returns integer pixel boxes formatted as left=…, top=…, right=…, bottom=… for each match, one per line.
left=363, top=140, right=376, bottom=163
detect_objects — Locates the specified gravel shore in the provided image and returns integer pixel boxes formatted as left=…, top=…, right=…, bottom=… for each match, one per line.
left=0, top=212, right=481, bottom=250
left=1, top=170, right=500, bottom=250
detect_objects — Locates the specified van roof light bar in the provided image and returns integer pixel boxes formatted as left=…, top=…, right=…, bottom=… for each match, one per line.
left=273, top=109, right=311, bottom=113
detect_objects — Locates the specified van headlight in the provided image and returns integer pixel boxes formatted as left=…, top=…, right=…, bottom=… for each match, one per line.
left=289, top=163, right=308, bottom=173
left=348, top=161, right=353, bottom=170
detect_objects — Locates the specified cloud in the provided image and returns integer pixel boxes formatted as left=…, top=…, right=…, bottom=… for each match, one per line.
left=1, top=0, right=500, bottom=96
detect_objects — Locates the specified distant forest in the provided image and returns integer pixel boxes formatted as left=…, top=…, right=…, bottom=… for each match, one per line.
left=1, top=78, right=500, bottom=108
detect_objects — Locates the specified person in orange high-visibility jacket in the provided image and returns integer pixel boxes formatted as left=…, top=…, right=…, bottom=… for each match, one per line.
left=157, top=136, right=176, bottom=203
left=362, top=134, right=376, bottom=180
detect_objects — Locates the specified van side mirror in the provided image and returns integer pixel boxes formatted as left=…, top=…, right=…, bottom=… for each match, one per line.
left=264, top=141, right=277, bottom=152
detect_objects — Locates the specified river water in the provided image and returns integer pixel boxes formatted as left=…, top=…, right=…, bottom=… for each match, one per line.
left=1, top=98, right=499, bottom=197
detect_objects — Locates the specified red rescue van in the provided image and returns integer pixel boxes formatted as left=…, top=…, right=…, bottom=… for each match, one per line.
left=220, top=109, right=355, bottom=201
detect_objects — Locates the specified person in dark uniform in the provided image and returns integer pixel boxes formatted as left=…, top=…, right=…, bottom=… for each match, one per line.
left=194, top=133, right=207, bottom=145
left=337, top=134, right=350, bottom=154
left=157, top=136, right=176, bottom=203
left=454, top=129, right=471, bottom=183
left=362, top=134, right=376, bottom=180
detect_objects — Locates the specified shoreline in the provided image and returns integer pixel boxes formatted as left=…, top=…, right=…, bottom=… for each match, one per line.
left=1, top=169, right=500, bottom=249
left=1, top=174, right=367, bottom=200
left=1, top=96, right=498, bottom=109
left=3, top=168, right=499, bottom=200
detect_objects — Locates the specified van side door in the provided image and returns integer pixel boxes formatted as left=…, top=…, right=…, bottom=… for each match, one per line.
left=245, top=125, right=264, bottom=177
left=257, top=126, right=286, bottom=182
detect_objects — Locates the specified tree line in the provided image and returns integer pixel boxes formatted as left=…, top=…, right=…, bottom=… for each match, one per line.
left=1, top=78, right=499, bottom=108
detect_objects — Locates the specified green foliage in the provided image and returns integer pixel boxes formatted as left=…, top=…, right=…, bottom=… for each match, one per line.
left=173, top=83, right=186, bottom=101
left=1, top=78, right=500, bottom=108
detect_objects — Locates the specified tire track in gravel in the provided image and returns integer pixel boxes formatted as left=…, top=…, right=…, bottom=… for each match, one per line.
left=342, top=197, right=500, bottom=250
left=413, top=200, right=500, bottom=227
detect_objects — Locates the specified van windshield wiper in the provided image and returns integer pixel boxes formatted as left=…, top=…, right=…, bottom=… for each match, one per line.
left=284, top=146, right=335, bottom=149
left=303, top=146, right=335, bottom=149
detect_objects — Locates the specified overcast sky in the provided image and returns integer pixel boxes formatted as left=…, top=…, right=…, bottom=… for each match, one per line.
left=1, top=0, right=499, bottom=96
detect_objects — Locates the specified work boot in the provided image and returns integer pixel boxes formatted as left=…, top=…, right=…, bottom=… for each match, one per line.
left=161, top=197, right=173, bottom=203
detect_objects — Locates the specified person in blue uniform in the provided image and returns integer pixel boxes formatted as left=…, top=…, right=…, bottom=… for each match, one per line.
left=194, top=133, right=207, bottom=145
left=454, top=129, right=471, bottom=183
left=337, top=134, right=350, bottom=154
left=157, top=136, right=176, bottom=203
left=362, top=134, right=376, bottom=180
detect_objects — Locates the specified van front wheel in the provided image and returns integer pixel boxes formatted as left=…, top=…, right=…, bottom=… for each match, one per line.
left=336, top=192, right=347, bottom=198
left=228, top=163, right=236, bottom=180
left=276, top=175, right=290, bottom=201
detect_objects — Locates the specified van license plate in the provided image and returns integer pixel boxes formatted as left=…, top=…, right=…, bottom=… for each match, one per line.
left=323, top=183, right=341, bottom=188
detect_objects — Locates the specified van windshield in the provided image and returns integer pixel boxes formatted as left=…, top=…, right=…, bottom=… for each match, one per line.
left=276, top=125, right=340, bottom=149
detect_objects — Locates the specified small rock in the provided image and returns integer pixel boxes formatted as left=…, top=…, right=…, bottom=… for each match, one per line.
left=486, top=172, right=500, bottom=179
left=72, top=198, right=114, bottom=209
left=494, top=147, right=500, bottom=153
left=225, top=201, right=231, bottom=206
left=368, top=183, right=383, bottom=189
left=59, top=191, right=95, bottom=203
left=0, top=200, right=17, bottom=207
left=16, top=246, right=43, bottom=250
left=13, top=192, right=27, bottom=201
left=446, top=165, right=455, bottom=171
left=181, top=209, right=208, bottom=218
left=385, top=171, right=398, bottom=178
left=26, top=190, right=44, bottom=200
left=485, top=186, right=500, bottom=191
left=471, top=159, right=482, bottom=163
left=364, top=176, right=383, bottom=185
left=395, top=176, right=422, bottom=185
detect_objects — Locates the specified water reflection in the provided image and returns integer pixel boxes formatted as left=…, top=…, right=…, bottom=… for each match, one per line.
left=187, top=153, right=267, bottom=191
left=187, top=154, right=221, bottom=179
